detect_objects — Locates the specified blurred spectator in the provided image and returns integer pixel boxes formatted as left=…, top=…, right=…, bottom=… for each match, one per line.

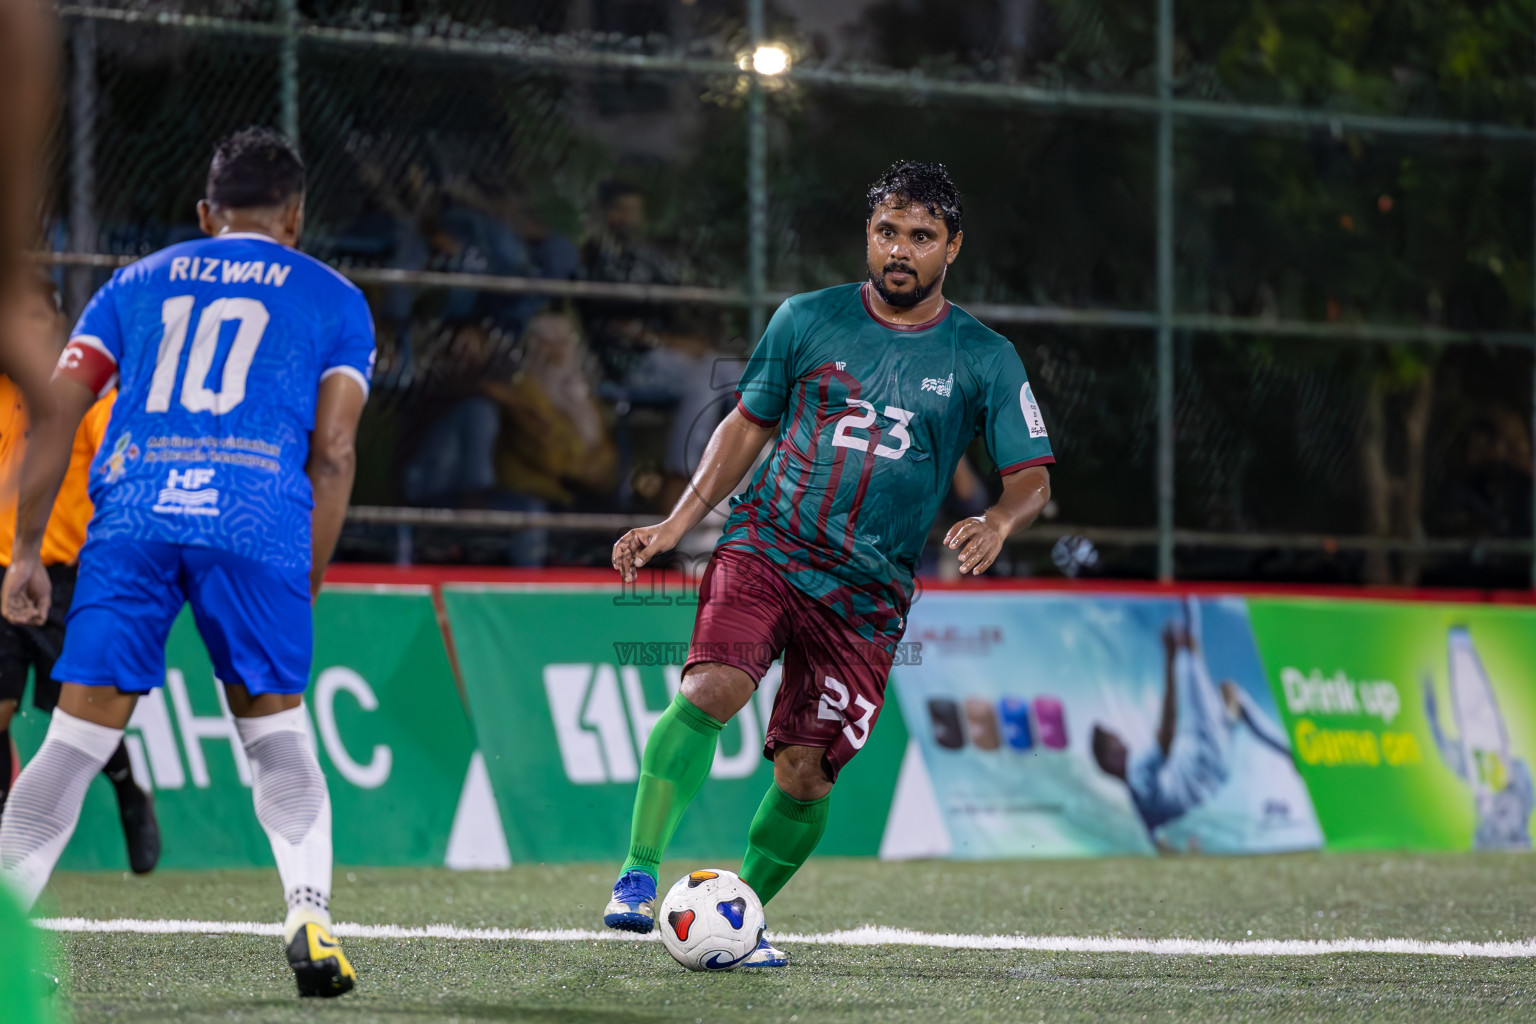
left=398, top=311, right=617, bottom=566
left=437, top=171, right=580, bottom=330
left=355, top=158, right=580, bottom=341
left=578, top=180, right=740, bottom=507
left=582, top=179, right=678, bottom=288
left=485, top=308, right=619, bottom=564
left=446, top=173, right=580, bottom=287
left=398, top=324, right=501, bottom=508
left=581, top=179, right=683, bottom=382
left=489, top=308, right=617, bottom=502
left=632, top=307, right=741, bottom=510
left=350, top=158, right=444, bottom=348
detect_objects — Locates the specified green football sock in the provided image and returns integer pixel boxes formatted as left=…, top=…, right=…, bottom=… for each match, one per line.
left=621, top=692, right=724, bottom=880
left=740, top=783, right=830, bottom=905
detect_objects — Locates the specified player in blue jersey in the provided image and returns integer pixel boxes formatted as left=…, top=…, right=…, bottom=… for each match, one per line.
left=0, top=129, right=371, bottom=998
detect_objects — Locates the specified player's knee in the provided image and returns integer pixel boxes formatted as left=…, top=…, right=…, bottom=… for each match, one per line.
left=55, top=683, right=137, bottom=729
left=226, top=685, right=303, bottom=718
left=679, top=663, right=754, bottom=723
left=773, top=745, right=833, bottom=802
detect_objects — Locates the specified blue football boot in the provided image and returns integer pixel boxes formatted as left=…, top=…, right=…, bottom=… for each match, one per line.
left=739, top=928, right=788, bottom=968
left=603, top=868, right=657, bottom=933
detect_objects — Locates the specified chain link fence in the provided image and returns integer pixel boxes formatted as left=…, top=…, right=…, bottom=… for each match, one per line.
left=37, top=0, right=1536, bottom=587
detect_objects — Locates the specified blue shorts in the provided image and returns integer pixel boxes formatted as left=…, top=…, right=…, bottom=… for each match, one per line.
left=54, top=539, right=313, bottom=696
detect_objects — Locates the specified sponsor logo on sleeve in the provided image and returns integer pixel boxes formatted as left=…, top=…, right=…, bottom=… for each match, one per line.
left=1020, top=383, right=1048, bottom=438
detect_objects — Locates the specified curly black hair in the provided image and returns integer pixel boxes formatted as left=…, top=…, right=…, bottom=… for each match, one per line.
left=206, top=127, right=305, bottom=210
left=865, top=160, right=963, bottom=238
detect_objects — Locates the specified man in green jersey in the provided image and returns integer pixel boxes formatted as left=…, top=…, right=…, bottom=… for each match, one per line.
left=604, top=161, right=1054, bottom=966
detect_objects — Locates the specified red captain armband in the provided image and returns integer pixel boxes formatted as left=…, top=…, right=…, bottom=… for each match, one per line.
left=57, top=336, right=119, bottom=398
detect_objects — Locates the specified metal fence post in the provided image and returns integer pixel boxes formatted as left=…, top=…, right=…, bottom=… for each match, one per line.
left=279, top=0, right=299, bottom=143
left=1156, top=0, right=1176, bottom=581
left=746, top=0, right=768, bottom=343
left=67, top=17, right=98, bottom=317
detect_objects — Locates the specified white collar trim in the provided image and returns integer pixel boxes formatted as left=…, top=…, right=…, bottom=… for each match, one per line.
left=213, top=231, right=285, bottom=245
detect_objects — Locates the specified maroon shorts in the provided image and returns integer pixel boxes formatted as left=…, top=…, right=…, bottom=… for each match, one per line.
left=684, top=548, right=896, bottom=781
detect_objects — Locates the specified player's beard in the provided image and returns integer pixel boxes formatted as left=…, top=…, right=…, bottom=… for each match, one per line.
left=868, top=260, right=938, bottom=309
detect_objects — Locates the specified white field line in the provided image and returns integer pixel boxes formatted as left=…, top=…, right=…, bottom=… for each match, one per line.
left=33, top=918, right=1536, bottom=958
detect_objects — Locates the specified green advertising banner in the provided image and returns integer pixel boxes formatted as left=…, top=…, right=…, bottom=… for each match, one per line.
left=12, top=586, right=479, bottom=871
left=15, top=577, right=1532, bottom=871
left=441, top=585, right=908, bottom=864
left=1247, top=599, right=1536, bottom=851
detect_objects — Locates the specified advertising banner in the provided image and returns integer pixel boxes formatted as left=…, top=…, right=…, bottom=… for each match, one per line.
left=892, top=592, right=1324, bottom=858
left=440, top=585, right=909, bottom=864
left=1247, top=599, right=1536, bottom=851
left=13, top=587, right=480, bottom=871
left=15, top=573, right=1534, bottom=871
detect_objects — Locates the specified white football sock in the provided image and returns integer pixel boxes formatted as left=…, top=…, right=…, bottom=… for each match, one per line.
left=235, top=706, right=334, bottom=941
left=0, top=710, right=123, bottom=910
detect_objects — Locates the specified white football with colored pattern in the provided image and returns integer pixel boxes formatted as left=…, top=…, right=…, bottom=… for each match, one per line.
left=657, top=869, right=765, bottom=972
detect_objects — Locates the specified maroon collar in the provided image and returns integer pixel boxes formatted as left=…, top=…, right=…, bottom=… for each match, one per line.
left=860, top=281, right=952, bottom=332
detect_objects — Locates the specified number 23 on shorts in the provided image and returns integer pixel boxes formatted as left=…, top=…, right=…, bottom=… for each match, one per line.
left=817, top=676, right=877, bottom=750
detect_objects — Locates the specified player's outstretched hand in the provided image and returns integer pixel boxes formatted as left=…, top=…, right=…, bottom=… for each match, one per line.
left=1, top=555, right=50, bottom=626
left=612, top=521, right=684, bottom=583
left=944, top=515, right=1006, bottom=576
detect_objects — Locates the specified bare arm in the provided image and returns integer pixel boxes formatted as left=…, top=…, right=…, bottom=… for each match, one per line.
left=611, top=406, right=775, bottom=582
left=1227, top=683, right=1290, bottom=758
left=1, top=373, right=95, bottom=625
left=0, top=0, right=60, bottom=413
left=1156, top=626, right=1179, bottom=758
left=0, top=0, right=53, bottom=280
left=307, top=374, right=367, bottom=599
left=942, top=465, right=1051, bottom=576
left=1423, top=678, right=1465, bottom=779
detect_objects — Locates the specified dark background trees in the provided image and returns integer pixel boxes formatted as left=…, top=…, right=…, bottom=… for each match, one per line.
left=55, top=0, right=1536, bottom=582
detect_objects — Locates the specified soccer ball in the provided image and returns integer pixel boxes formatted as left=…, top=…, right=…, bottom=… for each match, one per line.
left=657, top=869, right=765, bottom=972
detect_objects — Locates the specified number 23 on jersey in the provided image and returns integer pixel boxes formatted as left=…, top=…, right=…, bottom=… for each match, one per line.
left=831, top=399, right=916, bottom=460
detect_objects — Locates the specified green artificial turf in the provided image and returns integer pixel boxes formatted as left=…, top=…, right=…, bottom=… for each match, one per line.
left=37, top=853, right=1536, bottom=1023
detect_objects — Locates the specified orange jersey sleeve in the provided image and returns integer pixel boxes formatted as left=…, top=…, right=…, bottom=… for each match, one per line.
left=0, top=377, right=24, bottom=564
left=38, top=391, right=116, bottom=565
left=0, top=384, right=114, bottom=567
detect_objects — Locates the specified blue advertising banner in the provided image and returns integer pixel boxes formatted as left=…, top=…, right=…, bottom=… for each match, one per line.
left=891, top=593, right=1323, bottom=858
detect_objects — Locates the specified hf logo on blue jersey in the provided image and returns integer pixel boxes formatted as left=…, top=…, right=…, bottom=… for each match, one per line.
left=154, top=468, right=220, bottom=517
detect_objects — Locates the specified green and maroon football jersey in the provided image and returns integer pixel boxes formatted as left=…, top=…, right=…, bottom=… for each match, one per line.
left=718, top=281, right=1055, bottom=645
